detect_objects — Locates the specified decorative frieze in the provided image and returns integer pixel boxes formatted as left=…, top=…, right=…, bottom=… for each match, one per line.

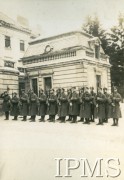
left=23, top=51, right=76, bottom=65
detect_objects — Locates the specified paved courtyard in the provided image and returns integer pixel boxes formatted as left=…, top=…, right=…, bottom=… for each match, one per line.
left=0, top=104, right=124, bottom=180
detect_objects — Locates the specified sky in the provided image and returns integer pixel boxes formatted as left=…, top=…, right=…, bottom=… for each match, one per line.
left=0, top=0, right=124, bottom=37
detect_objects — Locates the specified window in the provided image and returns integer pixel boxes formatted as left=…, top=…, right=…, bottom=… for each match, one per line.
left=20, top=40, right=25, bottom=51
left=5, top=36, right=11, bottom=48
left=4, top=61, right=14, bottom=68
left=96, top=75, right=101, bottom=89
left=95, top=45, right=100, bottom=59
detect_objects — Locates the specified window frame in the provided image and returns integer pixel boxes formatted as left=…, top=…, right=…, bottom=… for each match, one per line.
left=5, top=36, right=11, bottom=48
left=20, top=40, right=25, bottom=51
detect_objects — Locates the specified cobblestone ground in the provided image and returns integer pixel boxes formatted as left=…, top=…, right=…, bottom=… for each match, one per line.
left=0, top=104, right=124, bottom=180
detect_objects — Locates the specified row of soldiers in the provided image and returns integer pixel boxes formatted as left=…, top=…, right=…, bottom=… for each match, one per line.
left=0, top=86, right=122, bottom=126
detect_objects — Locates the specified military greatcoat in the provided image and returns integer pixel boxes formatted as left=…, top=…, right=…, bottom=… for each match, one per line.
left=59, top=92, right=68, bottom=117
left=80, top=92, right=92, bottom=118
left=38, top=93, right=47, bottom=116
left=111, top=92, right=122, bottom=119
left=70, top=91, right=79, bottom=116
left=20, top=93, right=29, bottom=116
left=48, top=94, right=57, bottom=115
left=1, top=93, right=11, bottom=112
left=96, top=92, right=106, bottom=119
left=29, top=93, right=38, bottom=116
left=10, top=96, right=19, bottom=116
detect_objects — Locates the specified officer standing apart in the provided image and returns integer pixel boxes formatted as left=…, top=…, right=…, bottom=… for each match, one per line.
left=1, top=91, right=11, bottom=120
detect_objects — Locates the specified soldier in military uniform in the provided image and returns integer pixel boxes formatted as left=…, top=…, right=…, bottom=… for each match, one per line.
left=47, top=89, right=57, bottom=122
left=10, top=92, right=19, bottom=120
left=1, top=91, right=11, bottom=120
left=90, top=87, right=97, bottom=122
left=38, top=89, right=47, bottom=122
left=79, top=87, right=85, bottom=122
left=59, top=88, right=68, bottom=123
left=111, top=87, right=122, bottom=126
left=70, top=87, right=79, bottom=123
left=96, top=88, right=106, bottom=125
left=46, top=89, right=52, bottom=121
left=82, top=87, right=92, bottom=124
left=103, top=87, right=112, bottom=123
left=29, top=90, right=38, bottom=122
left=66, top=88, right=72, bottom=121
left=56, top=88, right=61, bottom=121
left=20, top=90, right=29, bottom=121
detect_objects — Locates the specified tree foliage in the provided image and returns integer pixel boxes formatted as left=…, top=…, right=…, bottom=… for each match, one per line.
left=82, top=14, right=124, bottom=87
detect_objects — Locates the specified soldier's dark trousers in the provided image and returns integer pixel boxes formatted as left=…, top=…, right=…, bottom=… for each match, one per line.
left=91, top=105, right=95, bottom=121
left=116, top=119, right=118, bottom=126
left=31, top=115, right=36, bottom=121
left=39, top=116, right=45, bottom=121
left=71, top=115, right=77, bottom=123
left=79, top=118, right=84, bottom=122
left=48, top=115, right=52, bottom=120
left=66, top=115, right=72, bottom=121
left=50, top=115, right=55, bottom=122
left=14, top=116, right=17, bottom=120
left=83, top=118, right=90, bottom=124
left=86, top=118, right=90, bottom=124
left=112, top=118, right=118, bottom=126
left=5, top=111, right=9, bottom=120
left=23, top=116, right=27, bottom=121
left=104, top=106, right=108, bottom=123
left=98, top=118, right=103, bottom=125
left=60, top=117, right=66, bottom=122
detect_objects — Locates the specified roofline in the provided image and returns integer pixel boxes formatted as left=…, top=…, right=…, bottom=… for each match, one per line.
left=0, top=20, right=31, bottom=34
left=29, top=31, right=93, bottom=45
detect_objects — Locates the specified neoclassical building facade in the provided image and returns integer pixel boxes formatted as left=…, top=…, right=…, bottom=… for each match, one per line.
left=0, top=12, right=38, bottom=95
left=21, top=30, right=111, bottom=94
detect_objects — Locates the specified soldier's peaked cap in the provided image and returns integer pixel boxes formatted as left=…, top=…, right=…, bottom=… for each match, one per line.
left=103, top=87, right=107, bottom=90
left=90, top=87, right=94, bottom=90
left=13, top=92, right=17, bottom=95
left=50, top=88, right=54, bottom=91
left=113, top=87, right=117, bottom=90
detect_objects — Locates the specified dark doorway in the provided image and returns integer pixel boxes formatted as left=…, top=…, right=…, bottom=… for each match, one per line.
left=96, top=75, right=101, bottom=89
left=32, top=78, right=38, bottom=95
left=44, top=77, right=52, bottom=93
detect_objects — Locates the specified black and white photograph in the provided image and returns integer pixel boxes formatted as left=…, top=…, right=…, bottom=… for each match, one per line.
left=0, top=0, right=124, bottom=179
